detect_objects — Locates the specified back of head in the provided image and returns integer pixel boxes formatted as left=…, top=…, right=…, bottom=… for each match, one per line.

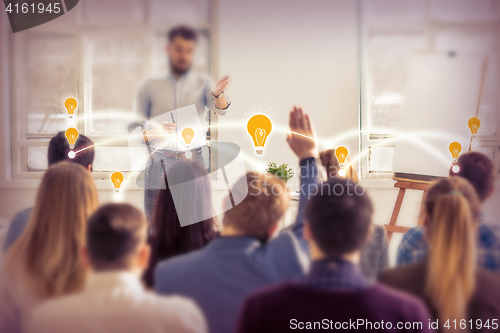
left=305, top=178, right=373, bottom=257
left=319, top=149, right=358, bottom=182
left=87, top=203, right=147, bottom=271
left=223, top=172, right=289, bottom=240
left=424, top=177, right=481, bottom=328
left=6, top=162, right=98, bottom=297
left=450, top=151, right=495, bottom=202
left=48, top=131, right=95, bottom=169
left=153, top=159, right=215, bottom=261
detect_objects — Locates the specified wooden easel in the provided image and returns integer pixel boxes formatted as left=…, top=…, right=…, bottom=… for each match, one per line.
left=385, top=57, right=488, bottom=243
left=384, top=179, right=431, bottom=243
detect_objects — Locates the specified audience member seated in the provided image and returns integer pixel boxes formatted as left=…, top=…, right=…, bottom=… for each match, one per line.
left=380, top=177, right=500, bottom=331
left=0, top=162, right=98, bottom=333
left=397, top=152, right=500, bottom=272
left=235, top=177, right=432, bottom=333
left=154, top=107, right=320, bottom=333
left=144, top=160, right=217, bottom=287
left=4, top=132, right=95, bottom=252
left=26, top=203, right=208, bottom=333
left=320, top=149, right=388, bottom=278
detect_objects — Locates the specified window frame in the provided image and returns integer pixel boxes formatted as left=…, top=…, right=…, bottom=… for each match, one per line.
left=9, top=0, right=219, bottom=181
left=359, top=0, right=500, bottom=179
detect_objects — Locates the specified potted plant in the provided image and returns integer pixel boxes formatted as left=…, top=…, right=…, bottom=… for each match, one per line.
left=266, top=162, right=294, bottom=182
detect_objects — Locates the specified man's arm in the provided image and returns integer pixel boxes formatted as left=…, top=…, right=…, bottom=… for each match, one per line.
left=285, top=107, right=320, bottom=240
left=205, top=76, right=230, bottom=115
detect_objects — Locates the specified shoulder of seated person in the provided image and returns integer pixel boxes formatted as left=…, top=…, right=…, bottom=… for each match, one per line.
left=13, top=207, right=33, bottom=219
left=371, top=282, right=429, bottom=312
left=156, top=249, right=205, bottom=272
left=402, top=226, right=425, bottom=239
left=153, top=293, right=202, bottom=310
left=479, top=222, right=500, bottom=233
left=244, top=282, right=297, bottom=304
left=379, top=261, right=425, bottom=287
left=475, top=268, right=500, bottom=289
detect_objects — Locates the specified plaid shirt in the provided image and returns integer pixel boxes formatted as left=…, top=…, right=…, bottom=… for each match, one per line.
left=397, top=220, right=500, bottom=272
left=297, top=259, right=372, bottom=291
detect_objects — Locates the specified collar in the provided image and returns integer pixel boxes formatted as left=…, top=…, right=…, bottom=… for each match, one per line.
left=85, top=271, right=144, bottom=293
left=166, top=69, right=191, bottom=81
left=298, top=258, right=372, bottom=291
left=205, top=236, right=263, bottom=251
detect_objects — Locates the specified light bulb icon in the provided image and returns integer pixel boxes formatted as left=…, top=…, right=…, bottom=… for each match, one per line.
left=468, top=117, right=481, bottom=139
left=111, top=172, right=124, bottom=193
left=449, top=142, right=462, bottom=164
left=65, top=127, right=79, bottom=149
left=335, top=146, right=349, bottom=169
left=247, top=114, right=272, bottom=155
left=65, top=98, right=77, bottom=118
left=181, top=127, right=194, bottom=149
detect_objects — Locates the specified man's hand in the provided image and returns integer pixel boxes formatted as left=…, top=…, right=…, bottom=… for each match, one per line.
left=143, top=123, right=176, bottom=143
left=287, top=106, right=318, bottom=161
left=213, top=76, right=229, bottom=97
left=161, top=122, right=177, bottom=134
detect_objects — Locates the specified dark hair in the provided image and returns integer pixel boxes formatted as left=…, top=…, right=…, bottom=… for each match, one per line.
left=450, top=151, right=495, bottom=202
left=305, top=178, right=373, bottom=257
left=144, top=160, right=216, bottom=286
left=167, top=25, right=198, bottom=43
left=87, top=204, right=146, bottom=271
left=48, top=132, right=94, bottom=169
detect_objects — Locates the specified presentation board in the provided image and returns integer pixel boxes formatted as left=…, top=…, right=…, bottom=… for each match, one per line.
left=392, top=53, right=484, bottom=180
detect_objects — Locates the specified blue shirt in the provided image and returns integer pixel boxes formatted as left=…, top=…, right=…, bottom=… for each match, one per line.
left=154, top=158, right=319, bottom=333
left=4, top=208, right=32, bottom=252
left=397, top=222, right=500, bottom=272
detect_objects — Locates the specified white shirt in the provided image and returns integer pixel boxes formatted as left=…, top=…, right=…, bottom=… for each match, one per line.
left=136, top=71, right=229, bottom=126
left=25, top=271, right=208, bottom=333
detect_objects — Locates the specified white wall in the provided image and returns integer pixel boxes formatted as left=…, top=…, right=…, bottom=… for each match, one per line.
left=217, top=0, right=360, bottom=192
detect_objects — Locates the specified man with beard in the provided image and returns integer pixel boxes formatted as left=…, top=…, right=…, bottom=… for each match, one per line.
left=135, top=25, right=231, bottom=223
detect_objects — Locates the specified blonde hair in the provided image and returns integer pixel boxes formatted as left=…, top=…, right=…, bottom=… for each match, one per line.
left=4, top=162, right=98, bottom=298
left=223, top=172, right=289, bottom=240
left=319, top=149, right=358, bottom=182
left=424, top=177, right=481, bottom=329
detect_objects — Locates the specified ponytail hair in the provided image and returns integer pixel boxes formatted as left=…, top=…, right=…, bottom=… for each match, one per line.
left=424, top=177, right=481, bottom=329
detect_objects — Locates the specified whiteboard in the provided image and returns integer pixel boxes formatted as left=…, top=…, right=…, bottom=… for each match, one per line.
left=392, top=53, right=484, bottom=178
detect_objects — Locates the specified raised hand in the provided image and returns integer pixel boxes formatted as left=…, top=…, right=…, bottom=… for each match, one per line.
left=286, top=106, right=318, bottom=160
left=213, top=76, right=229, bottom=96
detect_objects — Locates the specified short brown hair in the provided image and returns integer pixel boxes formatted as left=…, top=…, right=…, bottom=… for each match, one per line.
left=223, top=172, right=289, bottom=240
left=87, top=204, right=147, bottom=271
left=450, top=151, right=495, bottom=202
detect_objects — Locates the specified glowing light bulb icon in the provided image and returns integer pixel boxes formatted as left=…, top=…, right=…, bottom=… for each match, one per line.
left=449, top=142, right=462, bottom=164
left=335, top=146, right=349, bottom=175
left=181, top=127, right=194, bottom=149
left=111, top=172, right=124, bottom=193
left=65, top=98, right=78, bottom=118
left=468, top=117, right=481, bottom=139
left=247, top=114, right=272, bottom=155
left=65, top=127, right=79, bottom=149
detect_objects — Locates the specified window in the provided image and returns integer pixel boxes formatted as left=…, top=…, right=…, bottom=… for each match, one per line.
left=11, top=0, right=215, bottom=180
left=360, top=0, right=500, bottom=178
